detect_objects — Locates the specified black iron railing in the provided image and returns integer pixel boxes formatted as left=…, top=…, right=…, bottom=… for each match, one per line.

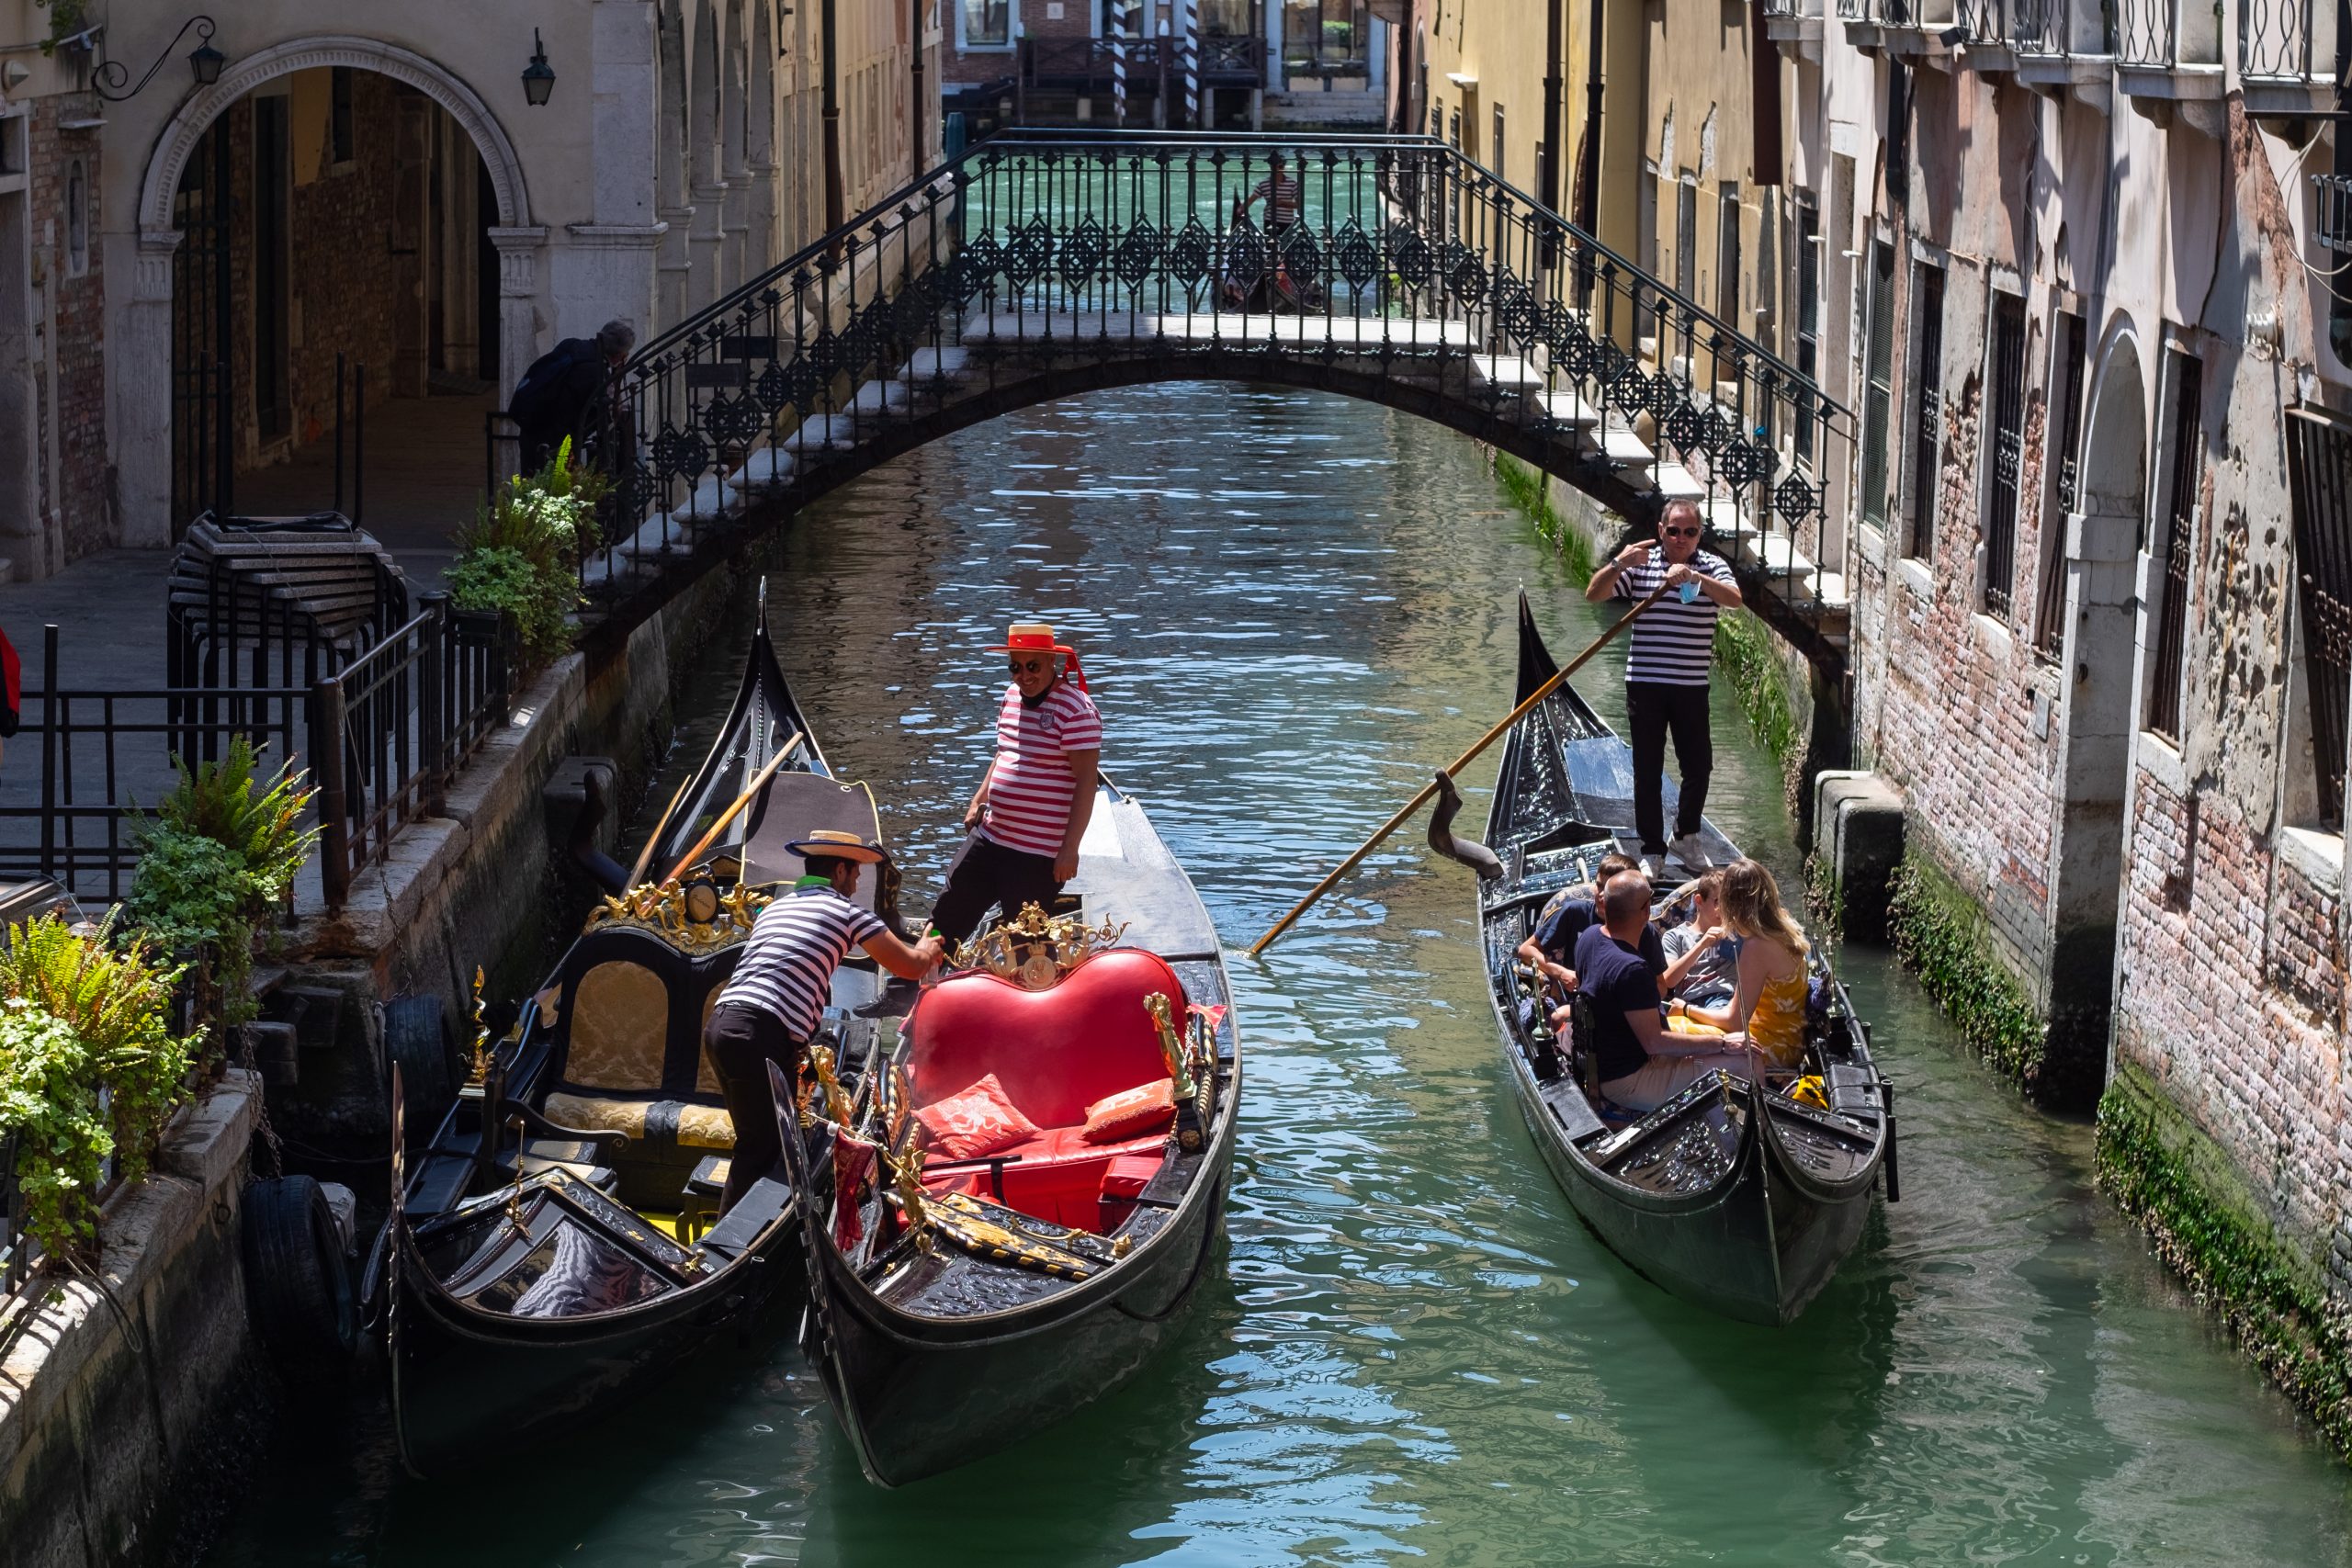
left=2286, top=408, right=2352, bottom=823
left=2008, top=0, right=2068, bottom=50
left=2241, top=0, right=2320, bottom=78
left=2116, top=0, right=2176, bottom=62
left=312, top=595, right=517, bottom=910
left=2, top=603, right=514, bottom=913
left=582, top=131, right=1854, bottom=670
left=0, top=1128, right=27, bottom=1301
left=2318, top=174, right=2352, bottom=253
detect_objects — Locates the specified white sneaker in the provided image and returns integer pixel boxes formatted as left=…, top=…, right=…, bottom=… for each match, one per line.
left=1639, top=852, right=1668, bottom=882
left=1668, top=833, right=1710, bottom=869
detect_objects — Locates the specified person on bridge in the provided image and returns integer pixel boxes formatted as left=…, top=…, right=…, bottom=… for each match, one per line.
left=928, top=621, right=1103, bottom=948
left=1584, top=497, right=1742, bottom=880
left=1243, top=152, right=1304, bottom=235
left=509, top=318, right=635, bottom=474
left=702, top=829, right=944, bottom=1213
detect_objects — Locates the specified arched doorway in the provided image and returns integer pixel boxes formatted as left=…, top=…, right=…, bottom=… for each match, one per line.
left=133, top=39, right=534, bottom=547
left=2045, top=327, right=2148, bottom=1093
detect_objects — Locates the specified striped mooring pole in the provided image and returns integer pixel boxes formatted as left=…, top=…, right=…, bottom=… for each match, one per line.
left=1173, top=0, right=1199, bottom=127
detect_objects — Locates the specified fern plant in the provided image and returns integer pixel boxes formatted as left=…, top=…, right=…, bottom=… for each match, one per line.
left=126, top=738, right=316, bottom=1059
left=452, top=438, right=601, bottom=671
left=0, top=915, right=194, bottom=1258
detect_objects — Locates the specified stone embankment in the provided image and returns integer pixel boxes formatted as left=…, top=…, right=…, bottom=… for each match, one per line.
left=0, top=1073, right=265, bottom=1568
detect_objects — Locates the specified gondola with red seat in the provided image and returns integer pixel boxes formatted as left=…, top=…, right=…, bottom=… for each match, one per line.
left=776, top=780, right=1240, bottom=1487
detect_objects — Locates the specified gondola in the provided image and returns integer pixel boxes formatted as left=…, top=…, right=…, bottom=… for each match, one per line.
left=776, top=781, right=1240, bottom=1487
left=364, top=592, right=900, bottom=1475
left=1479, top=592, right=1894, bottom=1325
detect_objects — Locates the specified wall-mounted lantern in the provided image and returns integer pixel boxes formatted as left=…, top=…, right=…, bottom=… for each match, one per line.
left=94, top=15, right=222, bottom=101
left=522, top=29, right=556, bottom=106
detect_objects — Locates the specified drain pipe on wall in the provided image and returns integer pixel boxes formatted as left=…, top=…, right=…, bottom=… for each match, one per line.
left=823, top=0, right=845, bottom=236
left=1576, top=0, right=1604, bottom=236
left=910, top=0, right=927, bottom=174
left=1543, top=0, right=1564, bottom=215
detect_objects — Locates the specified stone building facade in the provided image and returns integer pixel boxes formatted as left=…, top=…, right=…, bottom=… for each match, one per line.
left=0, top=0, right=940, bottom=579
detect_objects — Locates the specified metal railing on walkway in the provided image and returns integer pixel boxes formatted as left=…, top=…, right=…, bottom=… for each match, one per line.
left=560, top=131, right=1855, bottom=679
left=1, top=600, right=516, bottom=914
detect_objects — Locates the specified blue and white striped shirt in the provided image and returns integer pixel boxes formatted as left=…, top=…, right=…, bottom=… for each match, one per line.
left=713, top=884, right=886, bottom=1039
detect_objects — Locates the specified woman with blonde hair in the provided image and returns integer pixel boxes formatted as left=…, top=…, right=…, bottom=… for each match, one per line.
left=1663, top=857, right=1812, bottom=1072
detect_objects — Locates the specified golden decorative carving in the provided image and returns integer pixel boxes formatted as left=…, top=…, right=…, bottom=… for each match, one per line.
left=463, top=965, right=493, bottom=1092
left=951, top=902, right=1128, bottom=990
left=1144, top=992, right=1195, bottom=1100
left=808, top=1044, right=855, bottom=1127
left=585, top=877, right=772, bottom=951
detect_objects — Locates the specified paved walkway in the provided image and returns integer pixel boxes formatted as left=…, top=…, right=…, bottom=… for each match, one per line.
left=0, top=391, right=494, bottom=902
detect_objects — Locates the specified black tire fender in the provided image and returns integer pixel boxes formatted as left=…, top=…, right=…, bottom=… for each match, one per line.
left=382, top=994, right=454, bottom=1145
left=242, top=1175, right=356, bottom=1379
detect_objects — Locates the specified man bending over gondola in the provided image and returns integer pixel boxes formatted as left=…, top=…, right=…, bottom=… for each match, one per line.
left=1551, top=872, right=1762, bottom=1114
left=704, top=830, right=944, bottom=1213
left=929, top=621, right=1103, bottom=946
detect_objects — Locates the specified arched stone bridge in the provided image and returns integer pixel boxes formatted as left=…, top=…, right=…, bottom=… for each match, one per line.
left=568, top=132, right=1855, bottom=679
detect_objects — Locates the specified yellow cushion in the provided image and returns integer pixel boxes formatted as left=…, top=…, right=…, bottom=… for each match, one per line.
left=564, top=961, right=674, bottom=1092
left=544, top=1092, right=737, bottom=1151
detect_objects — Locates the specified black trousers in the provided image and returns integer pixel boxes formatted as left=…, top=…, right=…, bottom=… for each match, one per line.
left=700, top=1002, right=807, bottom=1213
left=1626, top=681, right=1713, bottom=853
left=928, top=833, right=1065, bottom=945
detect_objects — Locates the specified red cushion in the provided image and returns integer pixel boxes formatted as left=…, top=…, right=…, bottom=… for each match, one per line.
left=1099, top=1153, right=1163, bottom=1200
left=914, top=1072, right=1039, bottom=1161
left=908, top=949, right=1188, bottom=1130
left=1081, top=1080, right=1175, bottom=1144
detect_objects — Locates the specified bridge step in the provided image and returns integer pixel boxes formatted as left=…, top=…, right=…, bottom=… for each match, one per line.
left=1529, top=389, right=1601, bottom=432
left=1470, top=355, right=1548, bottom=391
left=899, top=346, right=972, bottom=386
left=962, top=310, right=1478, bottom=351
left=1591, top=418, right=1656, bottom=479
left=1650, top=460, right=1708, bottom=502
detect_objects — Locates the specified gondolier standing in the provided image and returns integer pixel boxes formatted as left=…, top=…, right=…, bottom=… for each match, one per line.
left=930, top=621, right=1103, bottom=944
left=1584, top=498, right=1742, bottom=878
left=703, top=830, right=943, bottom=1213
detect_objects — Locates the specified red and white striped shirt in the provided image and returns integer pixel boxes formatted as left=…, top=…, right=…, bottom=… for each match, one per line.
left=978, top=681, right=1102, bottom=857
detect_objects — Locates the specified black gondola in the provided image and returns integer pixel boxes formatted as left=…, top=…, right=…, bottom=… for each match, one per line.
left=777, top=781, right=1240, bottom=1487
left=366, top=594, right=898, bottom=1475
left=1480, top=592, right=1894, bottom=1325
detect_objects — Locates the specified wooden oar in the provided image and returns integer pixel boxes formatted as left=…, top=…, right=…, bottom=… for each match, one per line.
left=659, top=730, right=804, bottom=886
left=1249, top=581, right=1673, bottom=956
left=624, top=774, right=697, bottom=889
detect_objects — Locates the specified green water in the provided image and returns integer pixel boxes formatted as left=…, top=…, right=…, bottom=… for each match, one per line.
left=209, top=384, right=2351, bottom=1566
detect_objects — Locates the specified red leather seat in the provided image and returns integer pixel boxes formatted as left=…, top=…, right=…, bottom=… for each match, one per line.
left=908, top=950, right=1188, bottom=1231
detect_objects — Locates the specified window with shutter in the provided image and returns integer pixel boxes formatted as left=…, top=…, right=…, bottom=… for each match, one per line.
left=1860, top=239, right=1895, bottom=527
left=2286, top=408, right=2352, bottom=825
left=1983, top=294, right=2028, bottom=616
left=2144, top=350, right=2201, bottom=742
left=1906, top=262, right=1944, bottom=559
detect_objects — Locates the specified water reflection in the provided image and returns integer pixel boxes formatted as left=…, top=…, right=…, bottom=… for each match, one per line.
left=205, top=383, right=2351, bottom=1568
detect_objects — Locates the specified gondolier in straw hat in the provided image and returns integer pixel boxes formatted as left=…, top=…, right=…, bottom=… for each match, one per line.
left=703, top=829, right=944, bottom=1213
left=930, top=620, right=1103, bottom=945
left=1584, top=497, right=1743, bottom=880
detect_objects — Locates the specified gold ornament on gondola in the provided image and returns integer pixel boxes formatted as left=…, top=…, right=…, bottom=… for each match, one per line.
left=951, top=903, right=1128, bottom=990
left=808, top=1044, right=855, bottom=1127
left=587, top=878, right=771, bottom=950
left=462, top=965, right=493, bottom=1093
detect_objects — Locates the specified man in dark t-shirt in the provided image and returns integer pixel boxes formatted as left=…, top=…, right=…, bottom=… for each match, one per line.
left=1554, top=874, right=1759, bottom=1112
left=1516, top=853, right=1662, bottom=992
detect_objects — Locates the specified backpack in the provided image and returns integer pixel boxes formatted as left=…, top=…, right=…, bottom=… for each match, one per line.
left=507, top=338, right=593, bottom=430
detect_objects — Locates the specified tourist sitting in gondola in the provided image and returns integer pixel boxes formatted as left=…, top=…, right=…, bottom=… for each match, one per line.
left=930, top=621, right=1103, bottom=946
left=1657, top=859, right=1810, bottom=1072
left=1554, top=873, right=1764, bottom=1113
left=1514, top=853, right=1659, bottom=992
left=1658, top=871, right=1740, bottom=1011
left=704, top=829, right=944, bottom=1213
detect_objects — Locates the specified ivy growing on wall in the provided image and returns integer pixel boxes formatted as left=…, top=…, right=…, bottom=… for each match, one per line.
left=2097, top=1061, right=2352, bottom=1454
left=1491, top=452, right=1597, bottom=582
left=1885, top=852, right=2049, bottom=1089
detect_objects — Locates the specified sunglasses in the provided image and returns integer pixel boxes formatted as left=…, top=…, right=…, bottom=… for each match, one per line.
left=1008, top=657, right=1050, bottom=674
left=1662, top=525, right=1702, bottom=538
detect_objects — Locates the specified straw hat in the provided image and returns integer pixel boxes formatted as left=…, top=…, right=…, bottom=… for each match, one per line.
left=989, top=620, right=1089, bottom=691
left=786, top=829, right=887, bottom=864
left=989, top=621, right=1069, bottom=657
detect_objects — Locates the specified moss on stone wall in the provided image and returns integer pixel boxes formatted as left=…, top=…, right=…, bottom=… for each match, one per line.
left=1886, top=851, right=2050, bottom=1089
left=1492, top=451, right=1597, bottom=581
left=2097, top=1060, right=2352, bottom=1453
left=1713, top=607, right=1800, bottom=772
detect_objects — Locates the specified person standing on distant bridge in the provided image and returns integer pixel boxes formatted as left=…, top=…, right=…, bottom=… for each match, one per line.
left=1243, top=152, right=1304, bottom=237
left=1584, top=497, right=1742, bottom=880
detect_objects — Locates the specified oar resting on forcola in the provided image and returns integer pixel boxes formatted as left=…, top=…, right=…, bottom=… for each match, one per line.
left=1249, top=579, right=1670, bottom=955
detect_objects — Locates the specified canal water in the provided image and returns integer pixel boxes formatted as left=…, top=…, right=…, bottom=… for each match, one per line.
left=209, top=383, right=2352, bottom=1565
